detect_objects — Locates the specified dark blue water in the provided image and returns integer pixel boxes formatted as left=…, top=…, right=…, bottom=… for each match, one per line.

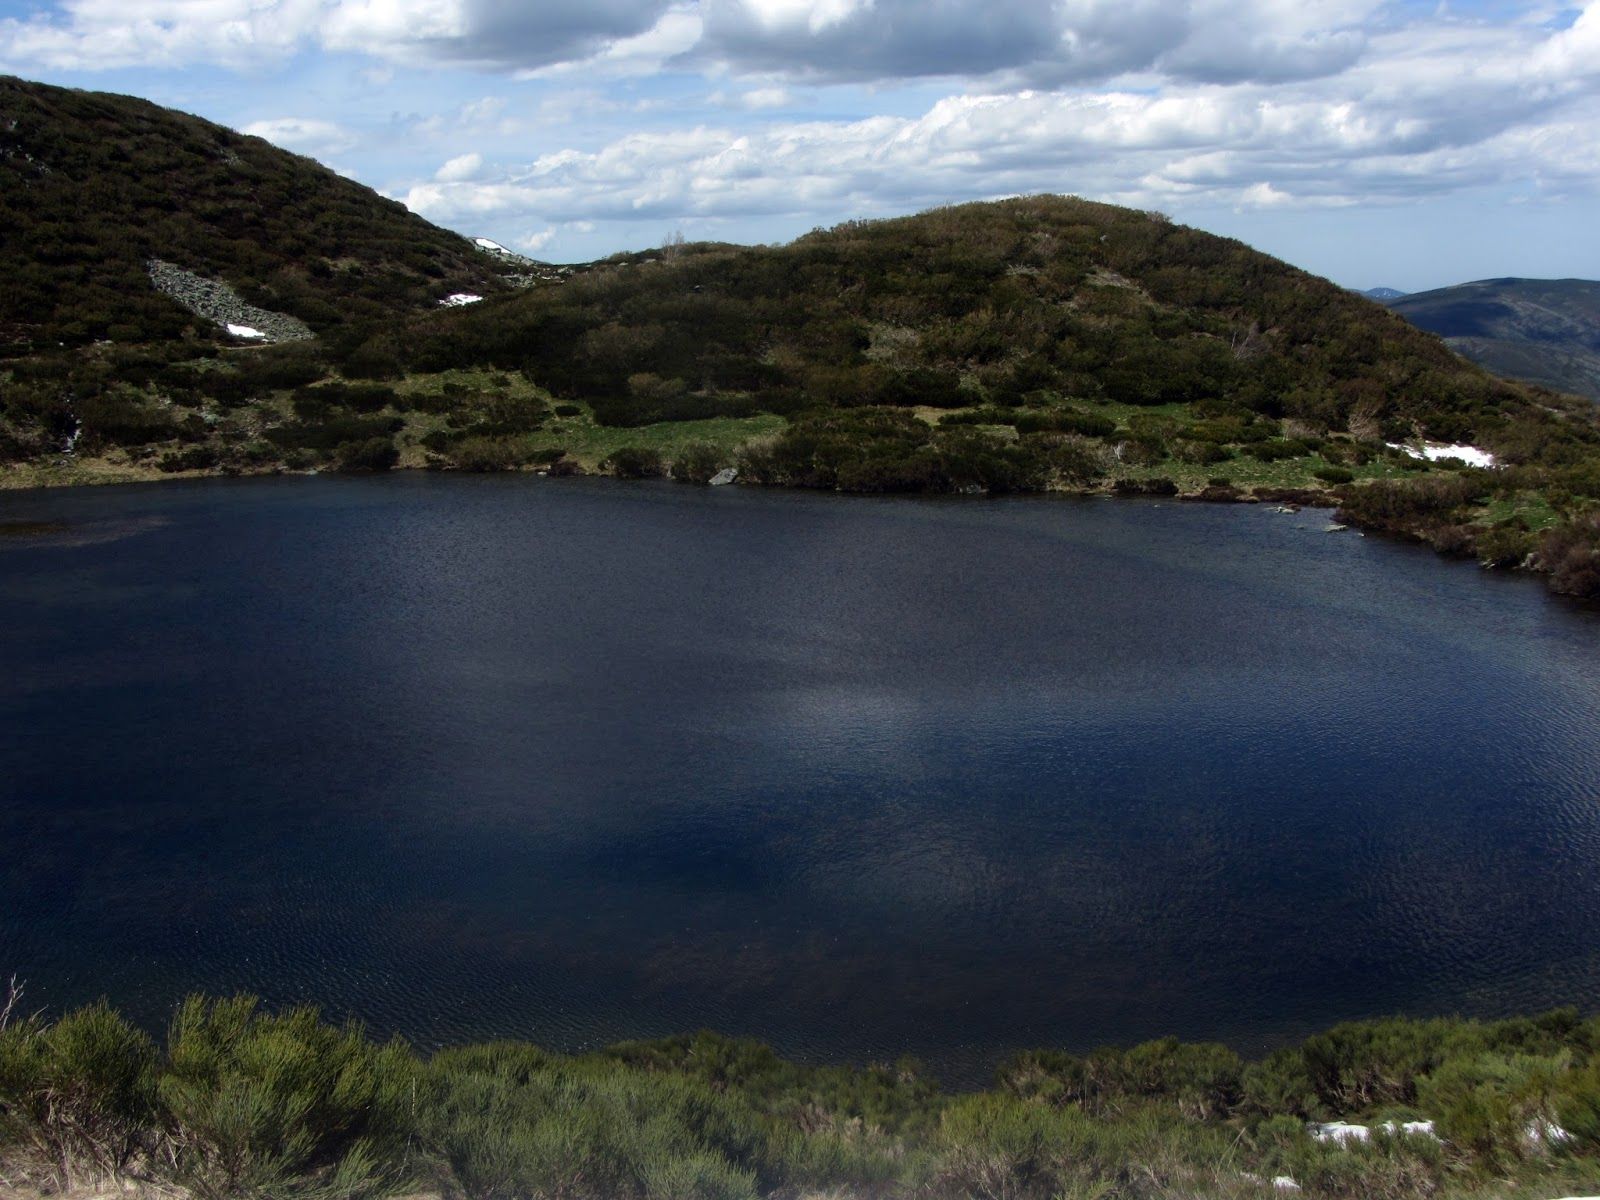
left=2, top=475, right=1599, bottom=1083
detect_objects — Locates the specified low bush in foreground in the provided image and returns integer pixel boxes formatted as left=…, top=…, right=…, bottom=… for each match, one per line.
left=4, top=997, right=1600, bottom=1198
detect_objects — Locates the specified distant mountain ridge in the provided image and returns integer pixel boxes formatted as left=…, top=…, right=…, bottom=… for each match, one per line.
left=1363, top=287, right=1407, bottom=300
left=1383, top=278, right=1600, bottom=401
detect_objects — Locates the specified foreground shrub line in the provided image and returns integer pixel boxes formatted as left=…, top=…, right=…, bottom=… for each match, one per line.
left=3, top=992, right=1600, bottom=1199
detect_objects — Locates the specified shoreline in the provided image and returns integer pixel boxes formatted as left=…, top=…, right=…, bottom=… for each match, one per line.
left=10, top=456, right=1550, bottom=592
left=4, top=457, right=1574, bottom=603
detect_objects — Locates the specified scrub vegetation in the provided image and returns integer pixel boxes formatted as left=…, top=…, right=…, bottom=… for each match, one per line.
left=3, top=994, right=1600, bottom=1200
left=3, top=77, right=1600, bottom=598
left=0, top=76, right=505, bottom=350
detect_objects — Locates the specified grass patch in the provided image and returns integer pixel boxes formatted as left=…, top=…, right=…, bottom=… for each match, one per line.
left=551, top=409, right=787, bottom=469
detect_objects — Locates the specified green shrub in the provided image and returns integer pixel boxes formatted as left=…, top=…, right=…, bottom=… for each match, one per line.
left=1041, top=434, right=1112, bottom=487
left=1537, top=512, right=1600, bottom=598
left=1113, top=477, right=1178, bottom=496
left=265, top=415, right=404, bottom=452
left=76, top=389, right=181, bottom=448
left=1477, top=523, right=1538, bottom=569
left=1315, top=466, right=1355, bottom=484
left=1242, top=1048, right=1319, bottom=1117
left=422, top=1044, right=762, bottom=1200
left=450, top=436, right=527, bottom=472
left=670, top=441, right=725, bottom=484
left=1558, top=1061, right=1600, bottom=1150
left=604, top=446, right=666, bottom=478
left=1175, top=439, right=1231, bottom=464
left=158, top=995, right=419, bottom=1200
left=1248, top=438, right=1309, bottom=462
left=0, top=1001, right=157, bottom=1191
left=1419, top=1052, right=1570, bottom=1166
left=342, top=337, right=406, bottom=381
left=932, top=1093, right=1084, bottom=1200
left=336, top=437, right=399, bottom=473
left=159, top=445, right=222, bottom=472
left=1000, top=1037, right=1242, bottom=1121
left=1336, top=474, right=1488, bottom=535
left=1249, top=1114, right=1445, bottom=1200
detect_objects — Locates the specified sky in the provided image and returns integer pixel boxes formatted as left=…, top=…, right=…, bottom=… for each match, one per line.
left=1, top=0, right=1596, bottom=291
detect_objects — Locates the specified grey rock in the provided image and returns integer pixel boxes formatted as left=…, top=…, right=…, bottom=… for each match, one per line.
left=148, top=260, right=313, bottom=343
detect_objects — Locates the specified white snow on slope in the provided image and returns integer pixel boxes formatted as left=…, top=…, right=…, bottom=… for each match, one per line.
left=439, top=293, right=483, bottom=307
left=474, top=237, right=510, bottom=253
left=1387, top=441, right=1498, bottom=468
left=1309, top=1120, right=1438, bottom=1144
left=1309, top=1122, right=1369, bottom=1144
left=226, top=323, right=267, bottom=339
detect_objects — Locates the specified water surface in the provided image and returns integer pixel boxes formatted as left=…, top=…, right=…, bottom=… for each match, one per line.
left=2, top=475, right=1598, bottom=1082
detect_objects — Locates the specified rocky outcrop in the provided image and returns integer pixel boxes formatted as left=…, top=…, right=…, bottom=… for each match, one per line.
left=147, top=260, right=313, bottom=343
left=471, top=237, right=583, bottom=287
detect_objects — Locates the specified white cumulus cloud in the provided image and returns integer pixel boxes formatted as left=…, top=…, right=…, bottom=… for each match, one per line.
left=435, top=151, right=484, bottom=181
left=397, top=6, right=1600, bottom=236
left=242, top=116, right=357, bottom=154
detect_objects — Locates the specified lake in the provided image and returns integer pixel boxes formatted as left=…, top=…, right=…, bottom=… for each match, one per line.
left=2, top=474, right=1598, bottom=1084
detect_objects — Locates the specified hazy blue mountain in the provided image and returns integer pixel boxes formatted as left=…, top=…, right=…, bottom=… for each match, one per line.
left=1384, top=278, right=1600, bottom=401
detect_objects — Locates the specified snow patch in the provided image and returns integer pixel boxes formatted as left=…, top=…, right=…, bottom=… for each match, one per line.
left=1309, top=1120, right=1439, bottom=1145
left=473, top=237, right=509, bottom=253
left=1387, top=441, right=1498, bottom=468
left=1527, top=1119, right=1572, bottom=1147
left=1309, top=1122, right=1370, bottom=1145
left=439, top=293, right=483, bottom=307
left=226, top=323, right=267, bottom=339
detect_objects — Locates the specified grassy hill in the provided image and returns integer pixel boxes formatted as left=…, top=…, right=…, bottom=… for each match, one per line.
left=406, top=197, right=1581, bottom=455
left=1386, top=278, right=1600, bottom=401
left=0, top=74, right=508, bottom=351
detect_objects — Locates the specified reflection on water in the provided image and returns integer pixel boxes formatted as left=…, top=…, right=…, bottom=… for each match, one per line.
left=1, top=475, right=1598, bottom=1083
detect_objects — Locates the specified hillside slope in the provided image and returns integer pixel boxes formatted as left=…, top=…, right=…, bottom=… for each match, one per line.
left=1386, top=278, right=1600, bottom=401
left=0, top=75, right=508, bottom=351
left=2, top=124, right=1598, bottom=600
left=411, top=196, right=1587, bottom=456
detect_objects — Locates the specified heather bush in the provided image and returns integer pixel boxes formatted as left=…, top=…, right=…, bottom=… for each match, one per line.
left=336, top=436, right=400, bottom=473
left=450, top=436, right=527, bottom=472
left=0, top=1001, right=157, bottom=1192
left=605, top=446, right=666, bottom=478
left=1538, top=512, right=1600, bottom=598
left=422, top=1043, right=762, bottom=1200
left=158, top=995, right=419, bottom=1199
left=670, top=441, right=726, bottom=484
